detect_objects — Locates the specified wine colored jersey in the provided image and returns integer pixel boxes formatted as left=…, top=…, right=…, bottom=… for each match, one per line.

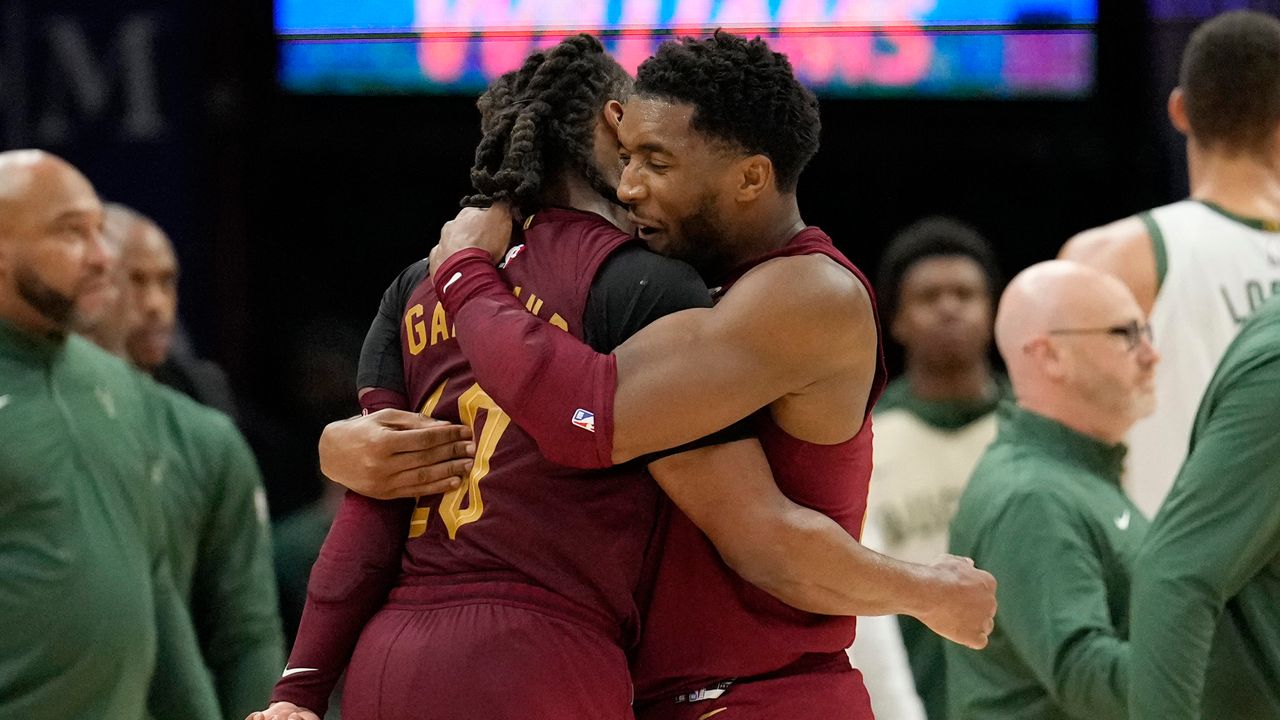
left=631, top=227, right=888, bottom=701
left=395, top=207, right=671, bottom=641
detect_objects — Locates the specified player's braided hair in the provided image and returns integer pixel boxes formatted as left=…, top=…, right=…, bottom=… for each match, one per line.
left=463, top=34, right=632, bottom=215
left=635, top=30, right=820, bottom=192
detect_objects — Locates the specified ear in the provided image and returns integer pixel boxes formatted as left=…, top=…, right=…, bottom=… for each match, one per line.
left=603, top=99, right=624, bottom=133
left=1031, top=337, right=1070, bottom=382
left=735, top=154, right=773, bottom=202
left=1168, top=87, right=1191, bottom=137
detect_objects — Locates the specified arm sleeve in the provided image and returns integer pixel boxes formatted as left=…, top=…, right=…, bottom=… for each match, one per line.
left=190, top=418, right=286, bottom=720
left=148, top=548, right=223, bottom=720
left=1129, top=353, right=1280, bottom=720
left=270, top=384, right=415, bottom=715
left=355, top=260, right=428, bottom=400
left=975, top=490, right=1130, bottom=719
left=437, top=247, right=724, bottom=468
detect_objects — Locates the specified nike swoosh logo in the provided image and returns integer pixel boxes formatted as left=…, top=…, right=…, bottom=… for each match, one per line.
left=442, top=271, right=463, bottom=294
left=1115, top=510, right=1131, bottom=531
left=281, top=667, right=319, bottom=678
left=699, top=709, right=728, bottom=720
left=0, top=395, right=10, bottom=411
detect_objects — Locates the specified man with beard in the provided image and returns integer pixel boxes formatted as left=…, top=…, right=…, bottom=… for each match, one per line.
left=423, top=31, right=997, bottom=719
left=946, top=261, right=1158, bottom=719
left=72, top=203, right=285, bottom=720
left=0, top=150, right=219, bottom=719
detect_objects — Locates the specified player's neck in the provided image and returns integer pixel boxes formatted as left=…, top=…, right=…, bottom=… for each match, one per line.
left=732, top=195, right=806, bottom=263
left=545, top=172, right=629, bottom=230
left=1188, top=145, right=1280, bottom=221
left=906, top=358, right=993, bottom=403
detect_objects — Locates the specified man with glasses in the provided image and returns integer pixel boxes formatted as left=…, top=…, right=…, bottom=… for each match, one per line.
left=946, top=260, right=1158, bottom=720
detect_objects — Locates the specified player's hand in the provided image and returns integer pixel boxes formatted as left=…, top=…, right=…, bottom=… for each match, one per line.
left=246, top=701, right=320, bottom=720
left=916, top=554, right=998, bottom=650
left=319, top=409, right=475, bottom=500
left=429, top=202, right=515, bottom=281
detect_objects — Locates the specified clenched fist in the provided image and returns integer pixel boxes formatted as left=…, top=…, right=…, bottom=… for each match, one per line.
left=917, top=554, right=998, bottom=650
left=428, top=203, right=515, bottom=281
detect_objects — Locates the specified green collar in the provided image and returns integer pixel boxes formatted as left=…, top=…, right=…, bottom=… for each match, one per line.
left=876, top=375, right=1010, bottom=431
left=997, top=403, right=1127, bottom=484
left=1197, top=200, right=1280, bottom=233
left=0, top=315, right=65, bottom=364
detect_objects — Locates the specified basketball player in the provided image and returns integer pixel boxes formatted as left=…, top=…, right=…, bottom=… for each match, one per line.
left=428, top=31, right=996, bottom=720
left=1060, top=10, right=1280, bottom=517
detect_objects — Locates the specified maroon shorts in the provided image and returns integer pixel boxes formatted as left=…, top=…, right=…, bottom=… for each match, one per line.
left=342, top=592, right=633, bottom=720
left=634, top=653, right=872, bottom=720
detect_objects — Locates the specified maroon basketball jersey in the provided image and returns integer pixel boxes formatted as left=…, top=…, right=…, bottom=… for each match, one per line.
left=631, top=227, right=889, bottom=700
left=394, top=207, right=658, bottom=644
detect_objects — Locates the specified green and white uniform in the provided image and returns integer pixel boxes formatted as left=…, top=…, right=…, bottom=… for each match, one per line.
left=152, top=386, right=285, bottom=719
left=947, top=404, right=1147, bottom=720
left=861, top=376, right=1008, bottom=720
left=1126, top=200, right=1280, bottom=517
left=0, top=318, right=220, bottom=720
left=1130, top=294, right=1280, bottom=720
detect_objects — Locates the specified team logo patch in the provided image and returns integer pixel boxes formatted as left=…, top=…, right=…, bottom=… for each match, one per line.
left=499, top=243, right=526, bottom=269
left=571, top=408, right=595, bottom=432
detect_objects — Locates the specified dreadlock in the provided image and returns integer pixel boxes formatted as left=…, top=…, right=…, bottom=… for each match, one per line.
left=462, top=34, right=632, bottom=215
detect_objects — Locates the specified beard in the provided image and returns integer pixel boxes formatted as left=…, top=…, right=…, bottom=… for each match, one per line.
left=15, top=262, right=77, bottom=331
left=662, top=194, right=740, bottom=282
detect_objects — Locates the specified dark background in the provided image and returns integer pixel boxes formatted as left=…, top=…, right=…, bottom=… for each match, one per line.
left=5, top=0, right=1275, bottom=513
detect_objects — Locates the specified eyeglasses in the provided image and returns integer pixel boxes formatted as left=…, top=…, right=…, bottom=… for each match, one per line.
left=1047, top=320, right=1153, bottom=351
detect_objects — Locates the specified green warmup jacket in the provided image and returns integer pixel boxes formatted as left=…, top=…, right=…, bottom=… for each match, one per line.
left=153, top=384, right=285, bottom=719
left=1130, top=294, right=1280, bottom=720
left=0, top=318, right=220, bottom=720
left=947, top=404, right=1147, bottom=720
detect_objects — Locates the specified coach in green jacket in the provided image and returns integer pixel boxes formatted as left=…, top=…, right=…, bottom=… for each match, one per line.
left=1129, top=293, right=1280, bottom=720
left=947, top=261, right=1158, bottom=719
left=0, top=150, right=220, bottom=719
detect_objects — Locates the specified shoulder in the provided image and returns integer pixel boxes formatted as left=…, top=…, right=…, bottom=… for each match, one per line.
left=734, top=253, right=873, bottom=332
left=1060, top=215, right=1152, bottom=265
left=382, top=259, right=431, bottom=306
left=594, top=244, right=708, bottom=301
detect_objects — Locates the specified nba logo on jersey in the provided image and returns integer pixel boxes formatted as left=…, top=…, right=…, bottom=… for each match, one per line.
left=571, top=408, right=595, bottom=432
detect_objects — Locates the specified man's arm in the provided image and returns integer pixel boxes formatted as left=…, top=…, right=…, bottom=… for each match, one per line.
left=1129, top=353, right=1280, bottom=720
left=956, top=490, right=1130, bottom=719
left=1059, top=217, right=1159, bottom=315
left=148, top=548, right=223, bottom=720
left=189, top=417, right=285, bottom=720
left=433, top=247, right=873, bottom=467
left=649, top=440, right=995, bottom=649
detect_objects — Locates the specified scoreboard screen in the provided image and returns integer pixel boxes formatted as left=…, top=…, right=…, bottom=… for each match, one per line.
left=276, top=0, right=1097, bottom=98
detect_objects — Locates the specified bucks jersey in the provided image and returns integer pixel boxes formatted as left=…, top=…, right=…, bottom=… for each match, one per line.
left=1125, top=199, right=1280, bottom=517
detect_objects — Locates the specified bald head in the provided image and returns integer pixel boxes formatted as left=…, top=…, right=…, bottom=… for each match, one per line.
left=101, top=203, right=179, bottom=370
left=995, top=260, right=1158, bottom=442
left=0, top=150, right=107, bottom=335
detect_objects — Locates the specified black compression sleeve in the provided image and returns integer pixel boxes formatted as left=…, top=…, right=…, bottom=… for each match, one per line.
left=356, top=259, right=429, bottom=394
left=582, top=245, right=753, bottom=453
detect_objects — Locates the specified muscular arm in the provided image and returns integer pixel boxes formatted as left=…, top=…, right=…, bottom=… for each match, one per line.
left=1059, top=217, right=1159, bottom=315
left=648, top=440, right=995, bottom=648
left=435, top=249, right=875, bottom=466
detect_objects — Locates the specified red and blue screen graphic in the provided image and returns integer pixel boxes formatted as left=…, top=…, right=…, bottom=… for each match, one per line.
left=276, top=0, right=1097, bottom=97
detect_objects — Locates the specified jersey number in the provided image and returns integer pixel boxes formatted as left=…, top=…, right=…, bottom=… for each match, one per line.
left=408, top=380, right=511, bottom=539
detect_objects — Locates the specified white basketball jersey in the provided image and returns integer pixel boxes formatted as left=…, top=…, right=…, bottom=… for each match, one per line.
left=1125, top=200, right=1280, bottom=517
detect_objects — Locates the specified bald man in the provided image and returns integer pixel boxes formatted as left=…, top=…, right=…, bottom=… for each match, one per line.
left=0, top=150, right=220, bottom=720
left=74, top=205, right=286, bottom=720
left=946, top=261, right=1158, bottom=720
left=102, top=204, right=242, bottom=420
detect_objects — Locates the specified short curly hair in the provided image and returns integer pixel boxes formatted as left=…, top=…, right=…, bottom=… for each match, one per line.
left=877, top=217, right=1001, bottom=324
left=463, top=34, right=632, bottom=215
left=634, top=30, right=820, bottom=192
left=1180, top=11, right=1280, bottom=154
